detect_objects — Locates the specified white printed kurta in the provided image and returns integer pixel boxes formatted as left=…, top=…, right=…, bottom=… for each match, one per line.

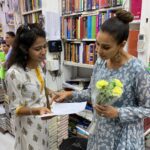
left=71, top=57, right=150, bottom=150
left=5, top=65, right=50, bottom=150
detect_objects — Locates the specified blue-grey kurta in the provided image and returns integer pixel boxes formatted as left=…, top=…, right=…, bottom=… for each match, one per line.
left=72, top=57, right=150, bottom=150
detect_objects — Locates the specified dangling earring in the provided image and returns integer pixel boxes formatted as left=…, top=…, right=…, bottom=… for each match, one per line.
left=115, top=51, right=121, bottom=62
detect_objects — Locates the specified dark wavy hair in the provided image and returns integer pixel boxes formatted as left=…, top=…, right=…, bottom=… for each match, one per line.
left=6, top=31, right=15, bottom=37
left=7, top=23, right=46, bottom=70
left=101, top=9, right=134, bottom=44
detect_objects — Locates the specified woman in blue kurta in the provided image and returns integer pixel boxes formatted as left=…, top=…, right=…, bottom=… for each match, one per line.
left=53, top=10, right=150, bottom=150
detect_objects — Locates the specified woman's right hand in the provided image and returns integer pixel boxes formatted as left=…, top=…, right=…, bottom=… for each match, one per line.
left=52, top=91, right=72, bottom=103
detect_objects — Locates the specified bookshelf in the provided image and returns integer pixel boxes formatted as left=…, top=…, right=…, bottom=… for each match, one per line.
left=61, top=0, right=124, bottom=69
left=20, top=0, right=42, bottom=24
left=64, top=61, right=94, bottom=69
left=61, top=0, right=142, bottom=73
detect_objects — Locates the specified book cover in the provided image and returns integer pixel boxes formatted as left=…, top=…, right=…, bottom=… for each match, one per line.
left=99, top=0, right=111, bottom=8
left=91, top=15, right=96, bottom=39
left=130, top=0, right=142, bottom=20
left=128, top=30, right=139, bottom=57
left=87, top=16, right=92, bottom=39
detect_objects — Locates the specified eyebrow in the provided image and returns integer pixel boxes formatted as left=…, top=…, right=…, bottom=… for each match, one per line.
left=32, top=42, right=47, bottom=47
left=96, top=40, right=111, bottom=46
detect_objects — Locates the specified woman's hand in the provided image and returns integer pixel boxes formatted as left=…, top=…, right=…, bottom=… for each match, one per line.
left=52, top=91, right=72, bottom=103
left=94, top=104, right=119, bottom=119
left=38, top=107, right=51, bottom=115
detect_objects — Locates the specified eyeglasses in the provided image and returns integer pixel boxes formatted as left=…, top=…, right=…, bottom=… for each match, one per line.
left=32, top=43, right=48, bottom=51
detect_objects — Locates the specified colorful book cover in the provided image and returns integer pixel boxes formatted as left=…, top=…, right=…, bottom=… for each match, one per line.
left=128, top=30, right=139, bottom=57
left=87, top=0, right=92, bottom=10
left=87, top=16, right=92, bottom=39
left=91, top=15, right=96, bottom=39
left=96, top=15, right=99, bottom=35
left=99, top=0, right=111, bottom=8
left=131, top=0, right=142, bottom=20
left=89, top=44, right=94, bottom=65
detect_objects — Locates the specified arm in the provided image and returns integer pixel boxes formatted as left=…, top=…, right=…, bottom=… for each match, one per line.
left=70, top=87, right=92, bottom=102
left=71, top=59, right=101, bottom=102
left=52, top=75, right=93, bottom=103
left=118, top=68, right=150, bottom=123
left=16, top=106, right=50, bottom=116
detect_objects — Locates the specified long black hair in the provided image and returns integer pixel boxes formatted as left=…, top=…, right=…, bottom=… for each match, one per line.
left=101, top=9, right=134, bottom=44
left=7, top=23, right=46, bottom=70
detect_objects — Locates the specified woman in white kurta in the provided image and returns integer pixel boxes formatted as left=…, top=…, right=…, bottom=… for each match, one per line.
left=5, top=24, right=51, bottom=150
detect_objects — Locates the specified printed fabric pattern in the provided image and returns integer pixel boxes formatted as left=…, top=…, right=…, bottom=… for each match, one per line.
left=5, top=65, right=50, bottom=150
left=72, top=57, right=150, bottom=150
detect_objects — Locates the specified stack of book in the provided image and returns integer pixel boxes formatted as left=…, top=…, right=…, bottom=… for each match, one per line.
left=48, top=117, right=58, bottom=149
left=48, top=115, right=69, bottom=149
left=57, top=115, right=69, bottom=146
left=0, top=104, right=7, bottom=133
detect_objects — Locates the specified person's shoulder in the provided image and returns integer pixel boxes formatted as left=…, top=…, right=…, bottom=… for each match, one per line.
left=6, top=64, right=24, bottom=77
left=130, top=57, right=147, bottom=73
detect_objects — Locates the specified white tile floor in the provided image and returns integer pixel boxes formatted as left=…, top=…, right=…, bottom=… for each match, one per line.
left=0, top=132, right=15, bottom=150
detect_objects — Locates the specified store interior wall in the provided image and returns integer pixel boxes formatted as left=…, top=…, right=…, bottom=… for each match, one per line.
left=138, top=0, right=150, bottom=66
left=0, top=0, right=14, bottom=37
left=42, top=0, right=65, bottom=91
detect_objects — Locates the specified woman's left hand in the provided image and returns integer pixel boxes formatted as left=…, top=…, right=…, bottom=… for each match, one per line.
left=94, top=104, right=119, bottom=119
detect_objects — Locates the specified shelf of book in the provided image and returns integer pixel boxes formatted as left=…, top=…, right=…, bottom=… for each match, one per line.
left=64, top=61, right=94, bottom=69
left=82, top=39, right=96, bottom=42
left=22, top=8, right=42, bottom=16
left=76, top=111, right=93, bottom=122
left=20, top=0, right=42, bottom=24
left=64, top=39, right=96, bottom=42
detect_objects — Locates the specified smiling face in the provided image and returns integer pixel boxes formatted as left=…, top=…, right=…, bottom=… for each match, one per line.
left=96, top=31, right=122, bottom=60
left=28, top=37, right=47, bottom=64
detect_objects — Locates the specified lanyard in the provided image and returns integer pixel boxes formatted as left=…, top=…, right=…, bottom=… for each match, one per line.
left=35, top=67, right=44, bottom=93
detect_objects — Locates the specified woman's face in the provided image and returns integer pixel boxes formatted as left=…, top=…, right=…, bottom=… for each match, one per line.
left=28, top=37, right=47, bottom=63
left=96, top=31, right=121, bottom=60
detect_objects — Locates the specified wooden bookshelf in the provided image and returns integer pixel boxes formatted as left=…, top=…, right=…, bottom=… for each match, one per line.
left=20, top=0, right=42, bottom=24
left=64, top=61, right=94, bottom=69
left=61, top=0, right=123, bottom=67
left=22, top=8, right=42, bottom=16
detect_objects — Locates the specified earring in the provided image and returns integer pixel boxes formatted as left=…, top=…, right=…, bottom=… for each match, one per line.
left=115, top=51, right=121, bottom=62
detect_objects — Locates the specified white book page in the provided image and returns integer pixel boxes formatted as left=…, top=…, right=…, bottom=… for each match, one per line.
left=39, top=102, right=87, bottom=118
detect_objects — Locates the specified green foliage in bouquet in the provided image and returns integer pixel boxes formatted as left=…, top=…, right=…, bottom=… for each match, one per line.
left=95, top=79, right=123, bottom=105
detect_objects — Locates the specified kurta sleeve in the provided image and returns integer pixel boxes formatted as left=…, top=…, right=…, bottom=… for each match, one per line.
left=5, top=69, right=26, bottom=113
left=118, top=66, right=150, bottom=123
left=70, top=60, right=100, bottom=103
